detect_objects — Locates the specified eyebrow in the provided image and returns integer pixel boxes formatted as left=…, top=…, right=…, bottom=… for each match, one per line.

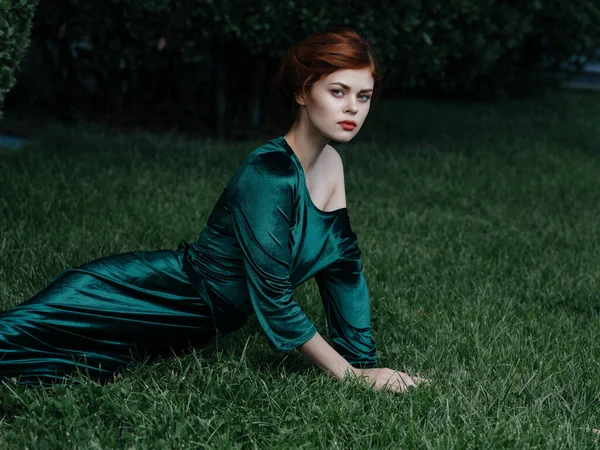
left=328, top=82, right=373, bottom=93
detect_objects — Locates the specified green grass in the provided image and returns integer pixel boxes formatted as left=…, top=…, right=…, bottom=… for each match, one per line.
left=1, top=91, right=599, bottom=448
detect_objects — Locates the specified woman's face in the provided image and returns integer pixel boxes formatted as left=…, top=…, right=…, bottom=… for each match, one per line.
left=296, top=68, right=374, bottom=142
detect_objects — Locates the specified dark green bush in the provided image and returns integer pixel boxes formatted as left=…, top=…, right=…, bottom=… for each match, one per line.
left=0, top=0, right=37, bottom=119
left=32, top=0, right=596, bottom=94
left=394, top=0, right=600, bottom=98
left=8, top=0, right=600, bottom=127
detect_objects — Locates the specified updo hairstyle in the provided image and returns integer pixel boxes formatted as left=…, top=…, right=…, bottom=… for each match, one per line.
left=274, top=26, right=383, bottom=118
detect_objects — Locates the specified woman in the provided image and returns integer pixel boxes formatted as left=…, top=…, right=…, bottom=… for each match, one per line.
left=0, top=27, right=428, bottom=393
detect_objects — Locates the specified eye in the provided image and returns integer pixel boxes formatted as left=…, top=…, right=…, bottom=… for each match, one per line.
left=331, top=89, right=371, bottom=102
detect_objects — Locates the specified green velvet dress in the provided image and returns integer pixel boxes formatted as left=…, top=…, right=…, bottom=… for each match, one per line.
left=0, top=136, right=376, bottom=385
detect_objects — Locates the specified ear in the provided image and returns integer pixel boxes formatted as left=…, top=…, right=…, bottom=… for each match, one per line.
left=294, top=92, right=307, bottom=106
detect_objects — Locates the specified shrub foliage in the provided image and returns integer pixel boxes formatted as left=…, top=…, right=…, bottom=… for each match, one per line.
left=0, top=0, right=37, bottom=119
left=4, top=0, right=600, bottom=128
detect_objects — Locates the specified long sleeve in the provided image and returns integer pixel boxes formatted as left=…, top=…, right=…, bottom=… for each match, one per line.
left=228, top=152, right=317, bottom=352
left=314, top=234, right=377, bottom=369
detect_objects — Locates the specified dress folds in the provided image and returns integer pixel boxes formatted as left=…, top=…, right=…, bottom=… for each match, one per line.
left=0, top=247, right=216, bottom=385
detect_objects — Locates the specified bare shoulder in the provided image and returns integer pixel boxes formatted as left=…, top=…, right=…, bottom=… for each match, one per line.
left=323, top=144, right=347, bottom=210
left=323, top=144, right=344, bottom=179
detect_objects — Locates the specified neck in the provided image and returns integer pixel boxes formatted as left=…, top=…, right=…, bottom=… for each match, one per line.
left=283, top=117, right=330, bottom=177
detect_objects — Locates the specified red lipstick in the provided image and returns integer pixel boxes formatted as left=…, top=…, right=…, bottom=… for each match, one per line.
left=338, top=120, right=356, bottom=130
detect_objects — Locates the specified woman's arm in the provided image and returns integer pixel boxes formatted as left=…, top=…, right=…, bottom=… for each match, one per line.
left=298, top=330, right=359, bottom=380
left=299, top=331, right=425, bottom=393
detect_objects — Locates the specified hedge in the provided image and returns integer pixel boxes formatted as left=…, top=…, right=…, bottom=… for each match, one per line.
left=5, top=0, right=600, bottom=127
left=0, top=0, right=37, bottom=119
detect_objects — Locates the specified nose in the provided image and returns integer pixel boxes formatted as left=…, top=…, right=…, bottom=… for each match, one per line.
left=345, top=99, right=358, bottom=114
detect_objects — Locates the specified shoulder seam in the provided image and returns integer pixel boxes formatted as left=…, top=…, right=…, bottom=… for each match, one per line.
left=227, top=149, right=298, bottom=203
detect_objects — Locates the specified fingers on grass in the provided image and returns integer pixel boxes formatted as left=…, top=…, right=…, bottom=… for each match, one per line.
left=411, top=376, right=432, bottom=385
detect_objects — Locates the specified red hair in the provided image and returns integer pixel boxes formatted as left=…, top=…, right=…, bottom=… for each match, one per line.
left=274, top=26, right=382, bottom=117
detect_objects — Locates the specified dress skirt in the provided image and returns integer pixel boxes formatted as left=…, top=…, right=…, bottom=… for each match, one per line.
left=0, top=243, right=217, bottom=386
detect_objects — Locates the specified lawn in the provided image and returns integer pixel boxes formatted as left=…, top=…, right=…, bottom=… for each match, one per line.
left=1, top=91, right=599, bottom=448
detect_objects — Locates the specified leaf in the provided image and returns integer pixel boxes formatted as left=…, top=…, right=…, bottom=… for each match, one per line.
left=422, top=32, right=432, bottom=46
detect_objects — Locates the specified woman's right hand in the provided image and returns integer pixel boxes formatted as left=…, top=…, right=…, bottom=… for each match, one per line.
left=354, top=368, right=430, bottom=394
